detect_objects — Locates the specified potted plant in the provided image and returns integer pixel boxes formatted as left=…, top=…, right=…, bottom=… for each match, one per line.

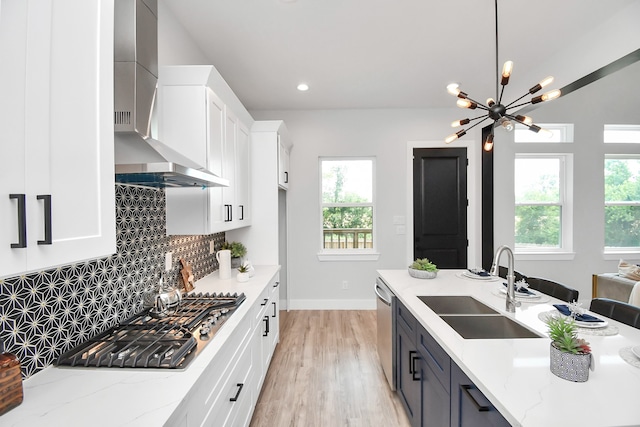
left=220, top=241, right=247, bottom=268
left=408, top=258, right=438, bottom=279
left=236, top=263, right=250, bottom=283
left=545, top=316, right=593, bottom=382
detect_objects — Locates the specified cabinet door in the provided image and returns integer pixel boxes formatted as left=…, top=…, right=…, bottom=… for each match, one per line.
left=397, top=320, right=421, bottom=427
left=206, top=89, right=226, bottom=231
left=0, top=0, right=29, bottom=275
left=28, top=0, right=115, bottom=271
left=450, top=363, right=510, bottom=427
left=235, top=122, right=250, bottom=226
left=277, top=136, right=290, bottom=189
left=1, top=0, right=115, bottom=278
left=420, top=360, right=450, bottom=427
left=222, top=109, right=237, bottom=225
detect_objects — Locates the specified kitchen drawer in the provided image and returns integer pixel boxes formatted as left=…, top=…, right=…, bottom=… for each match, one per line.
left=417, top=323, right=451, bottom=393
left=396, top=300, right=417, bottom=338
left=183, top=317, right=252, bottom=423
left=200, top=336, right=254, bottom=427
left=253, top=286, right=270, bottom=329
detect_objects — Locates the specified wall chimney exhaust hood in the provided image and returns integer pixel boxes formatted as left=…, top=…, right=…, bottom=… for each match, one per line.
left=113, top=0, right=228, bottom=188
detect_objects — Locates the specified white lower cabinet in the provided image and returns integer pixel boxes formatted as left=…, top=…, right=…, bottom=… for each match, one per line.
left=168, top=273, right=280, bottom=426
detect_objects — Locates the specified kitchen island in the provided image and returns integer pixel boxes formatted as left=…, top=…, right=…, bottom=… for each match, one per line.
left=1, top=265, right=280, bottom=427
left=379, top=269, right=640, bottom=427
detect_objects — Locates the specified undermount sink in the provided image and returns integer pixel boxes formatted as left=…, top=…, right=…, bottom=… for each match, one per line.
left=417, top=295, right=543, bottom=339
left=418, top=295, right=499, bottom=315
left=439, top=315, right=543, bottom=339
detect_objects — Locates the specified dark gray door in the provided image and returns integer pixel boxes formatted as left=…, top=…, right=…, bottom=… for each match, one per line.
left=413, top=148, right=468, bottom=268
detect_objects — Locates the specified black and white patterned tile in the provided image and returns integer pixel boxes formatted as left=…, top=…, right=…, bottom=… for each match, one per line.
left=0, top=185, right=224, bottom=378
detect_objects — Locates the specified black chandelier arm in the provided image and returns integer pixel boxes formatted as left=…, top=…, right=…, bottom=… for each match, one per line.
left=504, top=91, right=533, bottom=109
left=505, top=100, right=532, bottom=111
left=503, top=113, right=542, bottom=133
left=462, top=116, right=492, bottom=133
left=497, top=84, right=506, bottom=105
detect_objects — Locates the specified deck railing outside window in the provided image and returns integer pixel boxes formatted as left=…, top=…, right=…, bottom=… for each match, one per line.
left=323, top=228, right=373, bottom=249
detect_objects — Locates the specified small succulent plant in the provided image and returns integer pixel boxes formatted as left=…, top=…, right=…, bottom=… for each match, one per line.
left=237, top=263, right=249, bottom=273
left=409, top=258, right=438, bottom=272
left=545, top=316, right=591, bottom=354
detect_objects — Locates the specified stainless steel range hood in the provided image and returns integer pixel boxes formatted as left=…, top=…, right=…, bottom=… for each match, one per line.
left=113, top=0, right=228, bottom=188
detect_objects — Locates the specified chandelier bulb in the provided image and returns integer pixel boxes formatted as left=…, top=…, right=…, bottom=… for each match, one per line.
left=486, top=98, right=495, bottom=107
left=528, top=76, right=554, bottom=94
left=456, top=99, right=477, bottom=109
left=515, top=115, right=533, bottom=125
left=483, top=133, right=494, bottom=152
left=447, top=83, right=460, bottom=96
left=501, top=61, right=513, bottom=85
left=501, top=119, right=514, bottom=132
left=445, top=130, right=466, bottom=144
left=451, top=118, right=470, bottom=127
left=532, top=89, right=561, bottom=104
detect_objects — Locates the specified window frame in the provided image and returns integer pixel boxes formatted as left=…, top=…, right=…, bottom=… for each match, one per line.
left=317, top=157, right=379, bottom=261
left=603, top=154, right=640, bottom=255
left=514, top=153, right=574, bottom=258
left=514, top=123, right=574, bottom=143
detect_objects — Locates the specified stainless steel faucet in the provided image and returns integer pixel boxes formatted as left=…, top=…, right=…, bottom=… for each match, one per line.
left=489, top=245, right=521, bottom=313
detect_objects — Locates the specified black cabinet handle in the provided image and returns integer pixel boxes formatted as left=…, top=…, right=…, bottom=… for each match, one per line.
left=229, top=383, right=244, bottom=402
left=272, top=301, right=277, bottom=318
left=239, top=205, right=244, bottom=220
left=411, top=352, right=420, bottom=381
left=9, top=194, right=27, bottom=248
left=261, top=298, right=268, bottom=306
left=284, top=171, right=288, bottom=183
left=37, top=194, right=52, bottom=245
left=224, top=204, right=232, bottom=222
left=263, top=315, right=270, bottom=337
left=409, top=350, right=416, bottom=374
left=461, top=384, right=490, bottom=412
left=273, top=281, right=280, bottom=288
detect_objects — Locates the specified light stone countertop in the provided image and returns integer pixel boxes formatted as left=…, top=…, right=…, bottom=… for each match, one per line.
left=1, top=265, right=280, bottom=427
left=378, top=269, right=640, bottom=427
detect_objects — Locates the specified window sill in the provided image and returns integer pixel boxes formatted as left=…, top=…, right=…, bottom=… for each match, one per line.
left=317, top=251, right=380, bottom=262
left=603, top=250, right=640, bottom=261
left=514, top=252, right=575, bottom=261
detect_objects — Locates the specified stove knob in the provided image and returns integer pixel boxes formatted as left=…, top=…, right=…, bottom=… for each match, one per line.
left=200, top=325, right=210, bottom=336
left=221, top=308, right=229, bottom=314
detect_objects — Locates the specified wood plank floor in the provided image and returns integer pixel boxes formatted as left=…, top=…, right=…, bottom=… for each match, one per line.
left=250, top=310, right=411, bottom=427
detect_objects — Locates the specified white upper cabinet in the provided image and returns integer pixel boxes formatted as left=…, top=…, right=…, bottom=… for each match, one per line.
left=0, top=0, right=116, bottom=279
left=158, top=65, right=251, bottom=235
left=278, top=136, right=291, bottom=190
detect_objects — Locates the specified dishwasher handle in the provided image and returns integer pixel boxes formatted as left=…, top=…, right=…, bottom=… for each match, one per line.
left=374, top=282, right=393, bottom=306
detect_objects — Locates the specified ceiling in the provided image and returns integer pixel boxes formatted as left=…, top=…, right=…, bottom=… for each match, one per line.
left=162, top=0, right=635, bottom=111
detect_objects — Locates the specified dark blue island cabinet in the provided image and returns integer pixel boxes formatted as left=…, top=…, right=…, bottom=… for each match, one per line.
left=395, top=301, right=511, bottom=427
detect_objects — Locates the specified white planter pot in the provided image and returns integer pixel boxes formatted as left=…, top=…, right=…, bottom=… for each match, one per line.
left=236, top=272, right=249, bottom=283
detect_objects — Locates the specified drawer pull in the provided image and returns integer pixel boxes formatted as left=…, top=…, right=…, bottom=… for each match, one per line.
left=273, top=281, right=280, bottom=288
left=9, top=194, right=27, bottom=248
left=410, top=351, right=420, bottom=381
left=37, top=194, right=52, bottom=245
left=263, top=315, right=270, bottom=337
left=461, top=384, right=490, bottom=412
left=261, top=298, right=268, bottom=306
left=272, top=301, right=277, bottom=318
left=229, top=383, right=244, bottom=402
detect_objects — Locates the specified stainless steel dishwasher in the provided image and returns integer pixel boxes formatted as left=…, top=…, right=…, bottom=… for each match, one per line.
left=375, top=276, right=396, bottom=390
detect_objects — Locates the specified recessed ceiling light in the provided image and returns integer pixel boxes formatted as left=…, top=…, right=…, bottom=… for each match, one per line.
left=297, top=83, right=309, bottom=91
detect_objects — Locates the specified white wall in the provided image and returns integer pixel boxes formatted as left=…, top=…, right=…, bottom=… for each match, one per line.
left=251, top=108, right=480, bottom=309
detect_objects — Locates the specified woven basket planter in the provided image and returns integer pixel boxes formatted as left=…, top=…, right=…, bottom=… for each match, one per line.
left=549, top=342, right=592, bottom=382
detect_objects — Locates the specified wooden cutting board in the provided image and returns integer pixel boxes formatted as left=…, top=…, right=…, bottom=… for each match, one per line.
left=180, top=258, right=195, bottom=292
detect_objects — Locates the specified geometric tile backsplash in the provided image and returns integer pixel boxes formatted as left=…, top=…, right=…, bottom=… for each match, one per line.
left=0, top=184, right=225, bottom=378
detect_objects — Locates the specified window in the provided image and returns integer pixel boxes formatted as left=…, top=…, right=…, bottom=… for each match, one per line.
left=604, top=124, right=640, bottom=144
left=319, top=158, right=377, bottom=260
left=514, top=154, right=573, bottom=253
left=514, top=123, right=574, bottom=143
left=604, top=156, right=640, bottom=250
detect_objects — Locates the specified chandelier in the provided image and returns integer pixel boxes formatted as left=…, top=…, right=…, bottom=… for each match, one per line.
left=445, top=0, right=561, bottom=151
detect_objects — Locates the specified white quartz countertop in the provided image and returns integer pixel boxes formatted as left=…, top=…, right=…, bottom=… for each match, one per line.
left=378, top=269, right=640, bottom=427
left=1, top=265, right=280, bottom=427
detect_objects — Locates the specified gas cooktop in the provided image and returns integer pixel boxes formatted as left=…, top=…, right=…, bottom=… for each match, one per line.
left=56, top=292, right=245, bottom=369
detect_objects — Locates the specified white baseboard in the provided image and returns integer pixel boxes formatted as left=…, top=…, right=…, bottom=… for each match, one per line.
left=288, top=299, right=376, bottom=310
